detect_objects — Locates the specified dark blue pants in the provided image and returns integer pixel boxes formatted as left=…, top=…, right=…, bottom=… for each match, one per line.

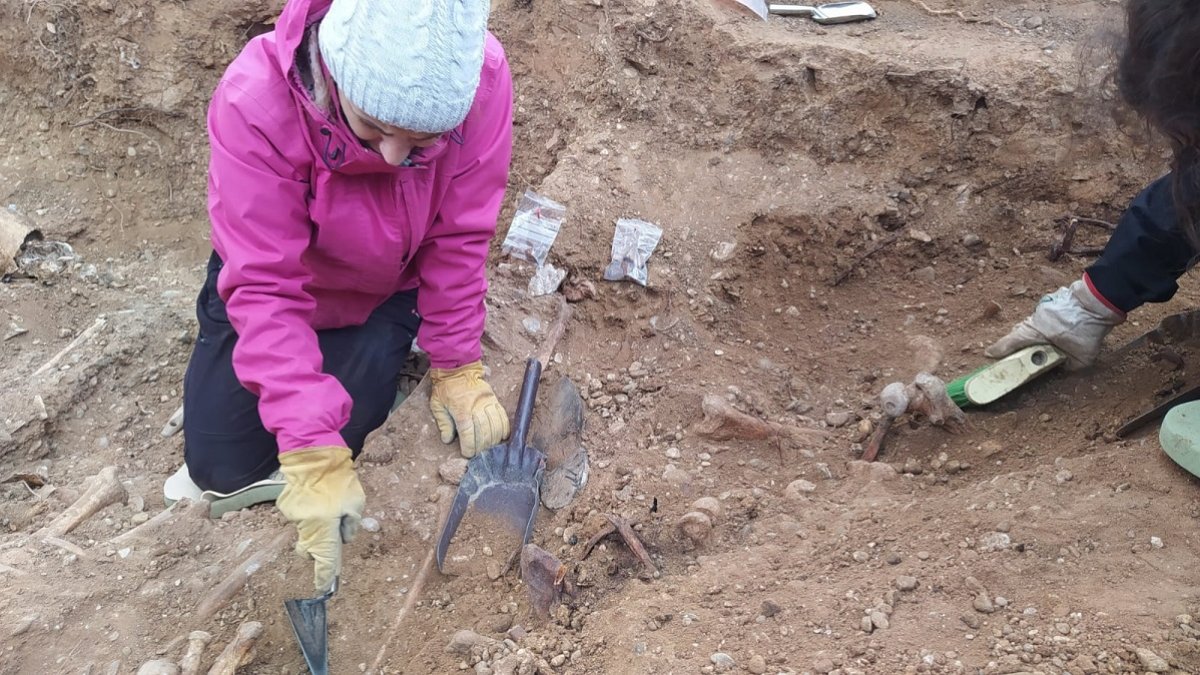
left=182, top=254, right=420, bottom=493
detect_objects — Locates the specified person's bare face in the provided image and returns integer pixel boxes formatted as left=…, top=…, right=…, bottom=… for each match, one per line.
left=341, top=97, right=442, bottom=166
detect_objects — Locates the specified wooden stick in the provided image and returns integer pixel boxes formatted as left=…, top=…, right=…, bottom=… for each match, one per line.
left=903, top=0, right=1016, bottom=30
left=861, top=416, right=894, bottom=463
left=42, top=535, right=87, bottom=558
left=196, top=529, right=290, bottom=619
left=205, top=621, right=262, bottom=675
left=367, top=487, right=454, bottom=675
left=831, top=233, right=900, bottom=287
left=31, top=317, right=107, bottom=379
left=33, top=466, right=126, bottom=540
left=535, top=295, right=572, bottom=369
left=109, top=499, right=210, bottom=548
left=178, top=630, right=213, bottom=675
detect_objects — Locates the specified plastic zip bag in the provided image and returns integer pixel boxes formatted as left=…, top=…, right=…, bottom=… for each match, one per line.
left=501, top=190, right=566, bottom=268
left=602, top=218, right=662, bottom=287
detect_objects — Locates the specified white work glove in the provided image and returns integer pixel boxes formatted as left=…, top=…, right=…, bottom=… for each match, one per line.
left=986, top=278, right=1124, bottom=369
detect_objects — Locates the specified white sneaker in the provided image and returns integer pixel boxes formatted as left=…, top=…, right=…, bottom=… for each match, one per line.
left=164, top=464, right=286, bottom=518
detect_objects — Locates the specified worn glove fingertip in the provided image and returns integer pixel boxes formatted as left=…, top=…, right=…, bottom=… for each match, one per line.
left=431, top=405, right=457, bottom=444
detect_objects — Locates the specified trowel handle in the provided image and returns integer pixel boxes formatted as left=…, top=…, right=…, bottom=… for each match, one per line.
left=510, top=358, right=542, bottom=448
left=768, top=4, right=817, bottom=16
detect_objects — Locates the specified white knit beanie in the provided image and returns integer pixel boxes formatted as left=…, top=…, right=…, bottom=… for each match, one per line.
left=318, top=0, right=489, bottom=134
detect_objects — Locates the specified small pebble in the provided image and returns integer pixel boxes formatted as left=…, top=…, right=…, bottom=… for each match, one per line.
left=486, top=561, right=504, bottom=581
left=136, top=661, right=180, bottom=675
left=1135, top=647, right=1169, bottom=673
left=825, top=411, right=852, bottom=428
left=869, top=610, right=890, bottom=630
left=785, top=479, right=816, bottom=499
left=852, top=550, right=869, bottom=563
left=439, top=458, right=469, bottom=485
left=973, top=593, right=995, bottom=614
left=361, top=517, right=381, bottom=533
left=895, top=576, right=918, bottom=592
left=746, top=654, right=767, bottom=674
left=710, top=652, right=735, bottom=672
left=1055, top=469, right=1074, bottom=484
left=1150, top=536, right=1164, bottom=549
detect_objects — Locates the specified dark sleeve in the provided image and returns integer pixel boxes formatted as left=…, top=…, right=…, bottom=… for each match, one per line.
left=1084, top=173, right=1197, bottom=314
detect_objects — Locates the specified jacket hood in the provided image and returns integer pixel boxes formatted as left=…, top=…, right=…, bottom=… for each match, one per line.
left=269, top=0, right=454, bottom=175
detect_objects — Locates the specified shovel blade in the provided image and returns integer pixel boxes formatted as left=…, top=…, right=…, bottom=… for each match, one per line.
left=284, top=594, right=330, bottom=675
left=436, top=358, right=547, bottom=574
left=436, top=442, right=546, bottom=573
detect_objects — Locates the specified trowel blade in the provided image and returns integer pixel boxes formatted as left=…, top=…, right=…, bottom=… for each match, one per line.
left=284, top=586, right=333, bottom=675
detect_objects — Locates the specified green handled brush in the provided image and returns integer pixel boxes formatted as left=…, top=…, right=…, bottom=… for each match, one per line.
left=946, top=345, right=1067, bottom=408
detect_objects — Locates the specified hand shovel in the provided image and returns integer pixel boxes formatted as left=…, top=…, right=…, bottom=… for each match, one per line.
left=768, top=1, right=878, bottom=23
left=436, top=358, right=547, bottom=573
left=284, top=577, right=337, bottom=675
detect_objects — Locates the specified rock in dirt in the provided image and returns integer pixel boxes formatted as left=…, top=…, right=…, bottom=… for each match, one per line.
left=761, top=599, right=782, bottom=617
left=869, top=610, right=890, bottom=630
left=709, top=652, right=736, bottom=672
left=531, top=375, right=589, bottom=510
left=446, top=630, right=496, bottom=656
left=1135, top=647, right=1169, bottom=672
left=439, top=458, right=469, bottom=485
left=895, top=576, right=918, bottom=591
left=746, top=654, right=767, bottom=674
left=520, top=544, right=572, bottom=619
left=825, top=411, right=852, bottom=428
left=691, top=496, right=722, bottom=522
left=491, top=654, right=523, bottom=675
left=785, top=479, right=816, bottom=499
left=973, top=593, right=996, bottom=614
left=978, top=532, right=1011, bottom=552
left=136, top=661, right=180, bottom=675
left=676, top=511, right=713, bottom=547
left=480, top=613, right=514, bottom=635
left=845, top=460, right=897, bottom=482
left=908, top=335, right=944, bottom=374
left=662, top=466, right=691, bottom=489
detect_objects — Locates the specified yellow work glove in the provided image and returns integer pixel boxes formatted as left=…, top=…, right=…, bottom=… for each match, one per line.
left=429, top=361, right=510, bottom=458
left=276, top=446, right=365, bottom=594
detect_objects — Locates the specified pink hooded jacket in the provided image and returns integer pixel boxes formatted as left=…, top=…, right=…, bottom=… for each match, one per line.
left=206, top=0, right=513, bottom=453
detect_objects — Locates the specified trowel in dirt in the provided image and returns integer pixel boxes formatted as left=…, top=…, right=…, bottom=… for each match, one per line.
left=436, top=358, right=547, bottom=573
left=284, top=577, right=336, bottom=675
left=768, top=1, right=877, bottom=23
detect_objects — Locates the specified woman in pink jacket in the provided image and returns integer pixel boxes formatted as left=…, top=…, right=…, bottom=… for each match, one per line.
left=170, top=0, right=512, bottom=592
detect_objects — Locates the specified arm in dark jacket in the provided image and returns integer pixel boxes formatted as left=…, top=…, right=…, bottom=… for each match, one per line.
left=1085, top=173, right=1196, bottom=314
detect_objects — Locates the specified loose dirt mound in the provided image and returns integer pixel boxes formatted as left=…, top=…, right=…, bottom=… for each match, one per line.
left=3, top=0, right=1199, bottom=673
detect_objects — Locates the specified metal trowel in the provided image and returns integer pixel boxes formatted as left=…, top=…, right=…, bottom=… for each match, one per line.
left=284, top=577, right=337, bottom=675
left=769, top=1, right=878, bottom=23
